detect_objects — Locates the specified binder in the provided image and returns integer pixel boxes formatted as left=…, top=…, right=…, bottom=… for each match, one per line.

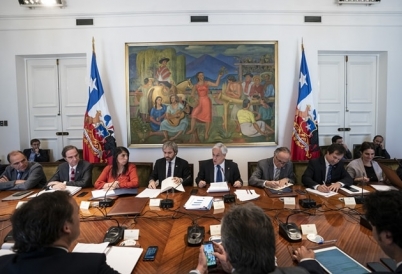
left=184, top=195, right=213, bottom=210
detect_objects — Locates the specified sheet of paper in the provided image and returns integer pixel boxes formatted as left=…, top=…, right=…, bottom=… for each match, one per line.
left=106, top=246, right=143, bottom=274
left=370, top=184, right=398, bottom=191
left=149, top=198, right=162, bottom=207
left=91, top=189, right=116, bottom=199
left=301, top=224, right=318, bottom=235
left=234, top=189, right=260, bottom=201
left=137, top=188, right=161, bottom=198
left=210, top=224, right=221, bottom=236
left=266, top=182, right=294, bottom=191
left=344, top=197, right=356, bottom=206
left=124, top=229, right=139, bottom=240
left=72, top=242, right=109, bottom=253
left=306, top=188, right=338, bottom=198
left=207, top=182, right=229, bottom=193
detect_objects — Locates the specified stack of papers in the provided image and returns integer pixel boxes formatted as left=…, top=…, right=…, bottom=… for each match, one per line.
left=370, top=184, right=398, bottom=191
left=28, top=186, right=82, bottom=198
left=160, top=177, right=185, bottom=193
left=266, top=182, right=293, bottom=191
left=136, top=188, right=161, bottom=198
left=91, top=188, right=138, bottom=199
left=234, top=189, right=260, bottom=201
left=306, top=188, right=338, bottom=198
left=207, top=182, right=229, bottom=193
left=184, top=195, right=214, bottom=210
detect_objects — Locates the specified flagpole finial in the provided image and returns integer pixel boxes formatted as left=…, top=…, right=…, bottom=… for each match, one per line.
left=301, top=38, right=304, bottom=51
left=92, top=37, right=95, bottom=54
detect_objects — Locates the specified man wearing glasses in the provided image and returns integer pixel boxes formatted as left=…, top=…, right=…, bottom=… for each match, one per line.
left=0, top=150, right=46, bottom=190
left=249, top=147, right=295, bottom=188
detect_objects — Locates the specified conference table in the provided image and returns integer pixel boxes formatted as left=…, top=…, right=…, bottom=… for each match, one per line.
left=0, top=185, right=386, bottom=273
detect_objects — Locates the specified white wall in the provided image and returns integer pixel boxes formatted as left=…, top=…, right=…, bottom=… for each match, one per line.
left=1, top=0, right=402, bottom=183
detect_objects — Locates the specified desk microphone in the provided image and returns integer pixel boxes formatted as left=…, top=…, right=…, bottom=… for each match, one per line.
left=99, top=182, right=116, bottom=207
left=355, top=172, right=365, bottom=204
left=278, top=213, right=302, bottom=242
left=160, top=180, right=183, bottom=209
left=299, top=189, right=316, bottom=208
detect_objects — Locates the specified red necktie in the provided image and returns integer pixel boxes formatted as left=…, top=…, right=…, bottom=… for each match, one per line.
left=71, top=168, right=75, bottom=181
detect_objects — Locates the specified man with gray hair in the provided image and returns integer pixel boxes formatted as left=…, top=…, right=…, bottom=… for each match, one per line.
left=249, top=147, right=295, bottom=188
left=148, top=141, right=192, bottom=188
left=189, top=203, right=324, bottom=274
left=196, top=143, right=243, bottom=188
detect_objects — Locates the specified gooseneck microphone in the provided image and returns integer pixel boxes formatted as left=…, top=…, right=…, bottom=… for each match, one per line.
left=355, top=172, right=365, bottom=204
left=160, top=180, right=183, bottom=209
left=99, top=181, right=116, bottom=207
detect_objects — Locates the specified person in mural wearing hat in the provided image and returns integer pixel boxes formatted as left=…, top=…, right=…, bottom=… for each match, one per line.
left=155, top=57, right=172, bottom=89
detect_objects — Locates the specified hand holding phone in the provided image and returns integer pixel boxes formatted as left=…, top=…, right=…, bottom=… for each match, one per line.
left=203, top=241, right=217, bottom=268
left=143, top=246, right=158, bottom=261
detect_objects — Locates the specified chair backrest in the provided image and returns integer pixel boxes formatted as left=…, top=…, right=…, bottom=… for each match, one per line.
left=319, top=145, right=330, bottom=157
left=353, top=144, right=362, bottom=159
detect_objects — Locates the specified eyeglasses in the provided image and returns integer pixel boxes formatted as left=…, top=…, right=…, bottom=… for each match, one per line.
left=275, top=155, right=289, bottom=165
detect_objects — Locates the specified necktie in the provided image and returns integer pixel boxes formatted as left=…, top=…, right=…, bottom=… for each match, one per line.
left=167, top=161, right=172, bottom=177
left=216, top=165, right=223, bottom=182
left=274, top=168, right=280, bottom=181
left=16, top=171, right=22, bottom=180
left=71, top=168, right=75, bottom=181
left=326, top=165, right=332, bottom=184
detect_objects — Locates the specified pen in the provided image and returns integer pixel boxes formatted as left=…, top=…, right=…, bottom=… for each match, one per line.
left=319, top=239, right=337, bottom=244
left=246, top=189, right=250, bottom=194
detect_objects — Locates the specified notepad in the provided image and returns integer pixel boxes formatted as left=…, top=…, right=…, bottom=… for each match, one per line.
left=207, top=182, right=229, bottom=193
left=306, top=188, right=338, bottom=198
left=28, top=186, right=82, bottom=198
left=184, top=195, right=214, bottom=210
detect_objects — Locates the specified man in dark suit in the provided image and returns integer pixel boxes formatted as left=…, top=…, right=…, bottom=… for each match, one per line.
left=373, top=135, right=391, bottom=159
left=331, top=135, right=352, bottom=159
left=196, top=143, right=243, bottom=188
left=364, top=190, right=402, bottom=273
left=23, top=138, right=50, bottom=162
left=47, top=145, right=92, bottom=189
left=148, top=141, right=192, bottom=188
left=0, top=191, right=118, bottom=274
left=249, top=147, right=295, bottom=188
left=189, top=203, right=325, bottom=274
left=302, top=144, right=353, bottom=193
left=0, top=150, right=46, bottom=190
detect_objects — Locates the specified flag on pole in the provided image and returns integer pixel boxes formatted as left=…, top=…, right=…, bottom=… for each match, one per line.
left=291, top=44, right=320, bottom=160
left=83, top=40, right=116, bottom=164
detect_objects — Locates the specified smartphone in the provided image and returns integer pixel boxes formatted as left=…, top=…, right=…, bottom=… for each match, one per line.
left=190, top=188, right=198, bottom=195
left=12, top=190, right=31, bottom=197
left=77, top=191, right=88, bottom=197
left=203, top=241, right=217, bottom=268
left=367, top=262, right=389, bottom=272
left=344, top=186, right=359, bottom=193
left=143, top=246, right=158, bottom=261
left=380, top=258, right=397, bottom=272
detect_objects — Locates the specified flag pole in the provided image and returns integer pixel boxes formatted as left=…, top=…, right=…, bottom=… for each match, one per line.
left=92, top=37, right=95, bottom=55
left=301, top=38, right=304, bottom=52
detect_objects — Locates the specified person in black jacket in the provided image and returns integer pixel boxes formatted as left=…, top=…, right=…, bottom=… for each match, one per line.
left=373, top=135, right=391, bottom=159
left=331, top=135, right=352, bottom=159
left=22, top=138, right=49, bottom=162
left=0, top=191, right=118, bottom=274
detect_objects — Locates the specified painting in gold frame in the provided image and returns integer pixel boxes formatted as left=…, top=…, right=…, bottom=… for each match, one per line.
left=126, top=41, right=278, bottom=147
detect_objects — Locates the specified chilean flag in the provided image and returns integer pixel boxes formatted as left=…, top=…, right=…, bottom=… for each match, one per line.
left=83, top=52, right=116, bottom=164
left=291, top=45, right=320, bottom=160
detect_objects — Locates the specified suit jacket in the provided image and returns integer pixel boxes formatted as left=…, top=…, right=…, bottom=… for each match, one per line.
left=302, top=157, right=353, bottom=189
left=48, top=160, right=92, bottom=187
left=249, top=157, right=295, bottom=188
left=23, top=148, right=49, bottom=162
left=196, top=159, right=243, bottom=186
left=0, top=247, right=119, bottom=274
left=346, top=158, right=383, bottom=182
left=150, top=157, right=192, bottom=186
left=375, top=146, right=391, bottom=159
left=0, top=162, right=46, bottom=190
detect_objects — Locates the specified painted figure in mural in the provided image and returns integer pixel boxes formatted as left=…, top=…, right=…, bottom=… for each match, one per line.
left=256, top=98, right=274, bottom=128
left=149, top=96, right=167, bottom=135
left=241, top=73, right=254, bottom=99
left=237, top=99, right=274, bottom=138
left=155, top=57, right=172, bottom=89
left=160, top=95, right=189, bottom=142
left=136, top=77, right=154, bottom=122
left=186, top=71, right=222, bottom=140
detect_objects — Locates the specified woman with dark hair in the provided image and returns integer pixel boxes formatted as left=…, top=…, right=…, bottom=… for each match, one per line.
left=149, top=96, right=167, bottom=132
left=346, top=141, right=383, bottom=183
left=94, top=147, right=138, bottom=189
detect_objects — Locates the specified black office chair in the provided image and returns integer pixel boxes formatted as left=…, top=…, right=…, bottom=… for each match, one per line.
left=353, top=144, right=362, bottom=159
left=319, top=145, right=330, bottom=156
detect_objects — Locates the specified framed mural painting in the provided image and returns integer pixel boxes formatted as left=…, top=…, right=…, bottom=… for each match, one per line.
left=126, top=41, right=278, bottom=147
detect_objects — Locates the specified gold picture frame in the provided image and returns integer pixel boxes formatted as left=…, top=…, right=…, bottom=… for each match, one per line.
left=126, top=41, right=278, bottom=147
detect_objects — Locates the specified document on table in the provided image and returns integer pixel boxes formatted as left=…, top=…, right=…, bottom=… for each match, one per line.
left=160, top=177, right=185, bottom=193
left=136, top=188, right=161, bottom=198
left=370, top=184, right=398, bottom=191
left=207, top=182, right=229, bottom=193
left=234, top=189, right=260, bottom=201
left=28, top=186, right=82, bottom=198
left=306, top=188, right=338, bottom=198
left=266, top=182, right=293, bottom=191
left=184, top=195, right=214, bottom=210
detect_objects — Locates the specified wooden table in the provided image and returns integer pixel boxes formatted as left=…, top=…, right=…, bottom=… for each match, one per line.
left=0, top=186, right=385, bottom=273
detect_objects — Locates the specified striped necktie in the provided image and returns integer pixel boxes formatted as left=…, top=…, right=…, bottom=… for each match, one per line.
left=71, top=168, right=75, bottom=181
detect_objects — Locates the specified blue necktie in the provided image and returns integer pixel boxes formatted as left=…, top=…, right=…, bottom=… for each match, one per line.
left=216, top=165, right=223, bottom=182
left=326, top=165, right=333, bottom=184
left=167, top=161, right=172, bottom=177
left=17, top=171, right=22, bottom=180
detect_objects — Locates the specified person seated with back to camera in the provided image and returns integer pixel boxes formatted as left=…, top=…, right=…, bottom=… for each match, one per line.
left=196, top=143, right=243, bottom=188
left=249, top=147, right=295, bottom=188
left=302, top=143, right=353, bottom=193
left=94, top=146, right=138, bottom=189
left=189, top=203, right=325, bottom=274
left=346, top=141, right=383, bottom=184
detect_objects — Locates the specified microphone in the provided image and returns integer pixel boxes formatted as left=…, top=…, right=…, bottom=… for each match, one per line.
left=160, top=179, right=183, bottom=209
left=99, top=181, right=116, bottom=207
left=278, top=213, right=302, bottom=242
left=355, top=172, right=365, bottom=204
left=299, top=188, right=316, bottom=208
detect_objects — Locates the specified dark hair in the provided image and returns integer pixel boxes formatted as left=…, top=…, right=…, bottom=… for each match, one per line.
left=242, top=99, right=250, bottom=108
left=144, top=78, right=149, bottom=84
left=331, top=135, right=342, bottom=144
left=162, top=141, right=178, bottom=154
left=364, top=190, right=402, bottom=249
left=111, top=146, right=130, bottom=178
left=12, top=191, right=74, bottom=253
left=7, top=150, right=24, bottom=163
left=326, top=143, right=346, bottom=155
left=61, top=145, right=78, bottom=158
left=227, top=75, right=236, bottom=82
left=196, top=72, right=203, bottom=81
left=373, top=135, right=383, bottom=142
left=170, top=95, right=179, bottom=103
left=30, top=138, right=40, bottom=145
left=154, top=96, right=162, bottom=108
left=360, top=141, right=375, bottom=153
left=221, top=203, right=276, bottom=273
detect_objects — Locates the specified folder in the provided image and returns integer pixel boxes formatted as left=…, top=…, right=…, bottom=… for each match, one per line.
left=184, top=195, right=213, bottom=210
